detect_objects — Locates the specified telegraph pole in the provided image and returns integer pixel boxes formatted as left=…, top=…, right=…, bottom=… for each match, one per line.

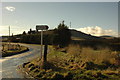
left=70, top=22, right=71, bottom=28
left=8, top=26, right=10, bottom=50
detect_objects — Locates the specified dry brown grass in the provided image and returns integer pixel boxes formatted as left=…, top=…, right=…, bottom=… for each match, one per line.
left=67, top=44, right=82, bottom=57
left=20, top=44, right=120, bottom=80
left=66, top=44, right=120, bottom=66
left=1, top=43, right=29, bottom=57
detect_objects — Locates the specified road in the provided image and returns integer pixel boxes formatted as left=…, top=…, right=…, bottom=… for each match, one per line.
left=0, top=43, right=42, bottom=78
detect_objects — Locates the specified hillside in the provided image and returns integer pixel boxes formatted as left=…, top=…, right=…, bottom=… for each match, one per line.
left=70, top=29, right=104, bottom=40
left=2, top=29, right=105, bottom=42
left=45, top=29, right=104, bottom=40
left=100, top=35, right=115, bottom=39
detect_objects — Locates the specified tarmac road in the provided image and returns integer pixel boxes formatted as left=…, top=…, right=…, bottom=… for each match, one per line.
left=1, top=43, right=42, bottom=79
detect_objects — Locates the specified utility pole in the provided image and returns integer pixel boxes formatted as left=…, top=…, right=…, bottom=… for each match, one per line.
left=8, top=26, right=10, bottom=50
left=70, top=22, right=71, bottom=28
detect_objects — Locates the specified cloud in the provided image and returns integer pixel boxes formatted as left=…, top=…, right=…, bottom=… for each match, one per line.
left=77, top=26, right=118, bottom=37
left=5, top=6, right=15, bottom=12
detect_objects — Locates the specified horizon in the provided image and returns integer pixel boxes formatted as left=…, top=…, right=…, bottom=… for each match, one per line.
left=0, top=28, right=119, bottom=38
left=0, top=2, right=119, bottom=37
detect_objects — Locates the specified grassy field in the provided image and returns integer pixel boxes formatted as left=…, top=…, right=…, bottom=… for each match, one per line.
left=1, top=43, right=29, bottom=57
left=20, top=44, right=120, bottom=80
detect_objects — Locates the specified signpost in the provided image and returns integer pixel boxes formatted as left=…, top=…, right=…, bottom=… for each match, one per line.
left=36, top=25, right=49, bottom=30
left=36, top=25, right=49, bottom=60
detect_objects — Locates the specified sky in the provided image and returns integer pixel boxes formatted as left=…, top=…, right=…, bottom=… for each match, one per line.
left=0, top=2, right=119, bottom=37
left=1, top=0, right=120, bottom=2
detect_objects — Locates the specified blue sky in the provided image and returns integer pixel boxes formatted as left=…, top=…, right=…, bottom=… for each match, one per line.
left=1, top=0, right=120, bottom=2
left=1, top=2, right=119, bottom=36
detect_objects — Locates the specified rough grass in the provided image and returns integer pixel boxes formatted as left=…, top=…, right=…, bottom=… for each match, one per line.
left=20, top=44, right=120, bottom=80
left=1, top=43, right=29, bottom=57
left=67, top=44, right=120, bottom=66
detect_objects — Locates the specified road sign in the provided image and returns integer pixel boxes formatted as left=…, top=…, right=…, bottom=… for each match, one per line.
left=36, top=25, right=49, bottom=30
left=35, top=25, right=49, bottom=64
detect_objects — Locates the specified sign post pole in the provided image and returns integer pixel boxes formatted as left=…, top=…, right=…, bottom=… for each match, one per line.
left=36, top=25, right=49, bottom=68
left=40, top=30, right=43, bottom=60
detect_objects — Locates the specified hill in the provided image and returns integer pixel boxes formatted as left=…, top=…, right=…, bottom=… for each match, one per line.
left=70, top=29, right=104, bottom=40
left=2, top=29, right=105, bottom=42
left=100, top=35, right=115, bottom=39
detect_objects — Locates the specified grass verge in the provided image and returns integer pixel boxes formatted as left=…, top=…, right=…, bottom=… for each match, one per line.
left=2, top=44, right=29, bottom=57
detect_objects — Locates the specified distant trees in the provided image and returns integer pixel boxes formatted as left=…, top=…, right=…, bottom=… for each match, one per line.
left=52, top=21, right=71, bottom=47
left=28, top=28, right=32, bottom=34
left=12, top=33, right=14, bottom=37
left=23, top=31, right=26, bottom=35
left=18, top=21, right=71, bottom=47
left=10, top=21, right=71, bottom=48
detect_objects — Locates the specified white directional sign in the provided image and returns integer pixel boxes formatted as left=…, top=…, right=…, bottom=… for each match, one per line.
left=36, top=25, right=49, bottom=30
